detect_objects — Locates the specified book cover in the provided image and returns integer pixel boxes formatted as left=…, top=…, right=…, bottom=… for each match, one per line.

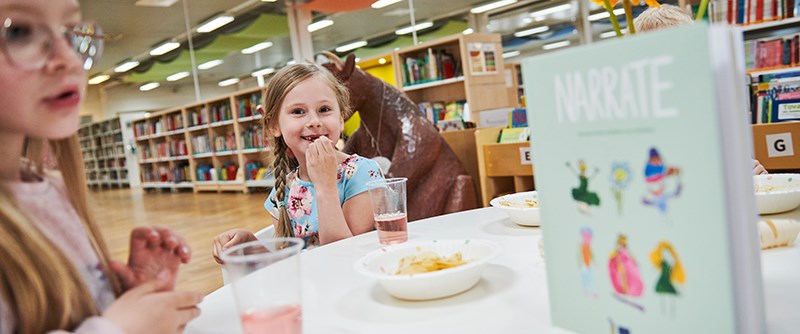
left=522, top=25, right=764, bottom=333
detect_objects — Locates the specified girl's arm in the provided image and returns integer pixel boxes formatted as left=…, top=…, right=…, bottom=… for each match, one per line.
left=306, top=137, right=356, bottom=244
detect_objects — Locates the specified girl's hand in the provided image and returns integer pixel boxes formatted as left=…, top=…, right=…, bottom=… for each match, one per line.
left=212, top=229, right=257, bottom=264
left=110, top=226, right=191, bottom=292
left=306, top=136, right=339, bottom=190
left=752, top=159, right=768, bottom=175
left=103, top=273, right=203, bottom=334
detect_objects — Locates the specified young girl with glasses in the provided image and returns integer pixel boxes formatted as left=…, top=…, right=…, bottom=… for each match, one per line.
left=0, top=0, right=202, bottom=333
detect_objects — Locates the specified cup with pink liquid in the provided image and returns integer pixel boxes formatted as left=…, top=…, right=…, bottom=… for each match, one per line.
left=220, top=238, right=304, bottom=334
left=366, top=177, right=408, bottom=245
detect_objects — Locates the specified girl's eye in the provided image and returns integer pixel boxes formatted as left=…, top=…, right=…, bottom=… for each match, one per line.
left=4, top=22, right=34, bottom=44
left=319, top=106, right=331, bottom=113
left=291, top=108, right=304, bottom=115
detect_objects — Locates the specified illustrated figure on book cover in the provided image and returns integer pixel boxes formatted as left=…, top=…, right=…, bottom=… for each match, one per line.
left=579, top=227, right=597, bottom=298
left=650, top=240, right=685, bottom=317
left=608, top=234, right=645, bottom=311
left=642, top=148, right=682, bottom=214
left=609, top=162, right=632, bottom=216
left=567, top=160, right=601, bottom=214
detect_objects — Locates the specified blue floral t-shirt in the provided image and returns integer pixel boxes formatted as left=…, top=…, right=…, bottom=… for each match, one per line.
left=264, top=154, right=384, bottom=247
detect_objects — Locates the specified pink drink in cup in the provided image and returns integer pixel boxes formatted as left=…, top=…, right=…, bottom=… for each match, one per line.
left=366, top=178, right=408, bottom=245
left=220, top=238, right=305, bottom=334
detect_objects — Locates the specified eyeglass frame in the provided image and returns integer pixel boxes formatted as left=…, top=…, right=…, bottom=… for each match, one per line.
left=0, top=17, right=105, bottom=71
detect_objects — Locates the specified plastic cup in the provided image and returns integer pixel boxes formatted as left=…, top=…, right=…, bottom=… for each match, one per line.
left=366, top=177, right=408, bottom=245
left=220, top=238, right=304, bottom=334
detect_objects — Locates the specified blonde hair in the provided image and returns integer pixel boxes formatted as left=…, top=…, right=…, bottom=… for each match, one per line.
left=261, top=63, right=351, bottom=238
left=634, top=4, right=694, bottom=32
left=0, top=136, right=121, bottom=333
left=650, top=240, right=686, bottom=285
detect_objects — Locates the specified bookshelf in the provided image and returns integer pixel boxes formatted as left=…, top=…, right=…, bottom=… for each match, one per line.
left=132, top=87, right=275, bottom=193
left=392, top=33, right=513, bottom=126
left=78, top=117, right=130, bottom=189
left=474, top=127, right=534, bottom=207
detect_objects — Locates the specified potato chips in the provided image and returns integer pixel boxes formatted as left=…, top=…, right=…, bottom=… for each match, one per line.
left=498, top=198, right=539, bottom=208
left=394, top=250, right=469, bottom=275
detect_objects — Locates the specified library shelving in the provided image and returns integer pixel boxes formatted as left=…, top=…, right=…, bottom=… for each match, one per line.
left=133, top=87, right=274, bottom=193
left=473, top=127, right=534, bottom=207
left=78, top=117, right=130, bottom=189
left=392, top=33, right=513, bottom=126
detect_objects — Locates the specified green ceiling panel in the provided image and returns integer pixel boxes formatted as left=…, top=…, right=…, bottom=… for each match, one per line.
left=353, top=21, right=468, bottom=60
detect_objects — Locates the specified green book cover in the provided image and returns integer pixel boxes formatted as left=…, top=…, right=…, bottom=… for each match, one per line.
left=523, top=25, right=764, bottom=333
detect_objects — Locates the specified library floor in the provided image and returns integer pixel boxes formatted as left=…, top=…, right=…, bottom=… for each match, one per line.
left=90, top=188, right=269, bottom=295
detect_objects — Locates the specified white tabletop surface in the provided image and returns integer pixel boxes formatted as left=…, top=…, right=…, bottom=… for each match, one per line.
left=185, top=207, right=800, bottom=334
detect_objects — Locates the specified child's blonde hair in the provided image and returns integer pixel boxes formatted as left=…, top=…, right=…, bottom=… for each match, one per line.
left=261, top=63, right=351, bottom=238
left=634, top=4, right=694, bottom=32
left=0, top=137, right=122, bottom=333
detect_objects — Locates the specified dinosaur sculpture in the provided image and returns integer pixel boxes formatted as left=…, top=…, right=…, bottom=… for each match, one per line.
left=321, top=53, right=478, bottom=221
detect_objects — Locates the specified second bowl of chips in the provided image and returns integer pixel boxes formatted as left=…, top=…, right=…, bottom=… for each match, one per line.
left=354, top=239, right=499, bottom=300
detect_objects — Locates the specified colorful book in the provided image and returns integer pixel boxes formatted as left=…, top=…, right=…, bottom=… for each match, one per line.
left=523, top=24, right=765, bottom=333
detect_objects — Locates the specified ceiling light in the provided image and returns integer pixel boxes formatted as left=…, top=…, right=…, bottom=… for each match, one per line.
left=543, top=40, right=570, bottom=50
left=599, top=31, right=618, bottom=39
left=88, top=74, right=110, bottom=85
left=513, top=26, right=549, bottom=37
left=251, top=67, right=275, bottom=77
left=139, top=82, right=160, bottom=91
left=463, top=28, right=474, bottom=34
left=371, top=0, right=403, bottom=9
left=198, top=59, right=223, bottom=70
left=166, top=71, right=190, bottom=81
left=287, top=60, right=297, bottom=66
left=218, top=78, right=240, bottom=87
left=149, top=41, right=180, bottom=56
left=378, top=58, right=387, bottom=64
left=335, top=40, right=367, bottom=52
left=395, top=22, right=433, bottom=35
left=470, top=0, right=517, bottom=14
left=114, top=61, right=140, bottom=73
left=530, top=4, right=572, bottom=17
left=502, top=50, right=520, bottom=58
left=261, top=0, right=277, bottom=2
left=308, top=19, right=334, bottom=32
left=197, top=15, right=234, bottom=33
left=588, top=8, right=625, bottom=21
left=242, top=42, right=273, bottom=54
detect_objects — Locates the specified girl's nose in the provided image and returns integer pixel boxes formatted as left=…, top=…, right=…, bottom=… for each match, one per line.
left=46, top=33, right=83, bottom=72
left=306, top=113, right=322, bottom=128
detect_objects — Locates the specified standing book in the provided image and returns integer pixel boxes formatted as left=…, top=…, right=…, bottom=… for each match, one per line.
left=523, top=24, right=765, bottom=333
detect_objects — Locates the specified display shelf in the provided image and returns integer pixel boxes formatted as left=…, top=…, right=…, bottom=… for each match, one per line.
left=474, top=127, right=533, bottom=207
left=739, top=17, right=800, bottom=34
left=402, top=76, right=465, bottom=92
left=78, top=117, right=131, bottom=189
left=748, top=66, right=800, bottom=77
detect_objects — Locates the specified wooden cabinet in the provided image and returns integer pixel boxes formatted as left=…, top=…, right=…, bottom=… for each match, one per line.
left=475, top=127, right=534, bottom=207
left=752, top=122, right=800, bottom=171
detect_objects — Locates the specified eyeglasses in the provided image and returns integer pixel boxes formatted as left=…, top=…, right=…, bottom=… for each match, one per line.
left=0, top=17, right=104, bottom=71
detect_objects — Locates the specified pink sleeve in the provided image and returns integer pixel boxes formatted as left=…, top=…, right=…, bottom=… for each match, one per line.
left=47, top=317, right=125, bottom=334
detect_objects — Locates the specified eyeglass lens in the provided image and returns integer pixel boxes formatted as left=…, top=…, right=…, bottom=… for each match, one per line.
left=2, top=18, right=103, bottom=71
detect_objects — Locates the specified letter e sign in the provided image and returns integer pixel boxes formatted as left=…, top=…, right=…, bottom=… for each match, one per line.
left=520, top=147, right=532, bottom=165
left=766, top=132, right=794, bottom=157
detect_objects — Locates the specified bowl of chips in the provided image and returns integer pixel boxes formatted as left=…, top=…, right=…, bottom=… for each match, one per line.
left=754, top=174, right=800, bottom=214
left=490, top=191, right=541, bottom=226
left=354, top=239, right=499, bottom=300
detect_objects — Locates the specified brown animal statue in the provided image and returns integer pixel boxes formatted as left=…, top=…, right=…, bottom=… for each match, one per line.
left=321, top=53, right=478, bottom=221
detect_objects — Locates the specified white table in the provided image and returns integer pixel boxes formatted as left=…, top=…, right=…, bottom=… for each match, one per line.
left=185, top=207, right=800, bottom=334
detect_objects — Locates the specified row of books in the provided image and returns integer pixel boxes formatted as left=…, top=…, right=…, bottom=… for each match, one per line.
left=402, top=48, right=460, bottom=86
left=188, top=107, right=208, bottom=127
left=163, top=113, right=184, bottom=132
left=244, top=161, right=272, bottom=181
left=210, top=103, right=233, bottom=124
left=240, top=125, right=265, bottom=150
left=141, top=164, right=190, bottom=183
left=749, top=71, right=800, bottom=123
left=213, top=133, right=237, bottom=152
left=196, top=163, right=239, bottom=182
left=418, top=100, right=467, bottom=125
left=138, top=145, right=152, bottom=160
left=744, top=34, right=800, bottom=71
left=154, top=140, right=188, bottom=158
left=191, top=135, right=212, bottom=154
left=717, top=0, right=798, bottom=25
left=238, top=93, right=261, bottom=118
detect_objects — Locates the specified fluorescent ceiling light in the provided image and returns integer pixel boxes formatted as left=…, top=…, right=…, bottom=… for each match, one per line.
left=513, top=26, right=549, bottom=37
left=149, top=41, right=180, bottom=56
left=502, top=50, right=520, bottom=58
left=395, top=21, right=434, bottom=35
left=308, top=19, right=333, bottom=32
left=599, top=31, right=618, bottom=39
left=197, top=15, right=234, bottom=33
left=261, top=0, right=277, bottom=2
left=139, top=82, right=160, bottom=91
left=251, top=67, right=275, bottom=77
left=371, top=0, right=403, bottom=9
left=543, top=40, right=570, bottom=50
left=88, top=74, right=110, bottom=85
left=463, top=28, right=474, bottom=34
left=241, top=42, right=273, bottom=54
left=588, top=8, right=625, bottom=21
left=218, top=78, right=240, bottom=87
left=335, top=40, right=367, bottom=52
left=378, top=58, right=387, bottom=64
left=287, top=60, right=297, bottom=65
left=470, top=0, right=517, bottom=14
left=197, top=59, right=223, bottom=70
left=530, top=4, right=572, bottom=17
left=114, top=61, right=139, bottom=73
left=166, top=71, right=190, bottom=81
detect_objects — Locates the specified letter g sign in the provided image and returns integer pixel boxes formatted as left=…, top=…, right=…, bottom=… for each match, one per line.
left=766, top=133, right=794, bottom=157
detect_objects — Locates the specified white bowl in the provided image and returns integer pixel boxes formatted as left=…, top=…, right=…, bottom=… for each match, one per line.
left=354, top=239, right=499, bottom=300
left=489, top=191, right=541, bottom=226
left=754, top=174, right=800, bottom=214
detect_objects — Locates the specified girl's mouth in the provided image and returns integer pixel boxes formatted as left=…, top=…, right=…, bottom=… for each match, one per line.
left=302, top=135, right=326, bottom=142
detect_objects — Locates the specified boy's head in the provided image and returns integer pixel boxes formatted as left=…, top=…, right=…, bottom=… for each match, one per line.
left=633, top=4, right=693, bottom=32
